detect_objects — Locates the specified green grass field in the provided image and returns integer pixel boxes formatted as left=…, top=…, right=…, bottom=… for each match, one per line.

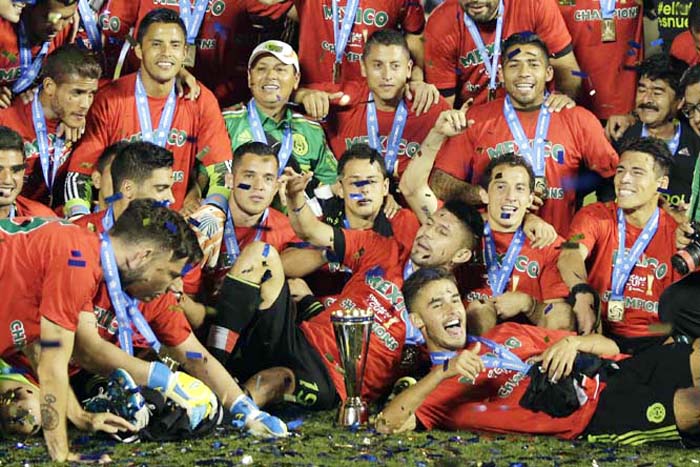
left=2, top=409, right=699, bottom=466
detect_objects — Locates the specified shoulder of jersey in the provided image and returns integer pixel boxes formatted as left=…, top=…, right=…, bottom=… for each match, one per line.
left=290, top=111, right=323, bottom=128
left=222, top=103, right=247, bottom=117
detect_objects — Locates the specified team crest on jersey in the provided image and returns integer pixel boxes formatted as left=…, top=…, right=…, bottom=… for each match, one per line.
left=94, top=305, right=118, bottom=336
left=503, top=337, right=522, bottom=349
left=10, top=320, right=27, bottom=349
left=125, top=128, right=189, bottom=148
left=292, top=133, right=309, bottom=156
left=646, top=402, right=666, bottom=424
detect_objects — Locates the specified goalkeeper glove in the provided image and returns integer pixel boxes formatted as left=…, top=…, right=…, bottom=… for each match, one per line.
left=230, top=394, right=288, bottom=437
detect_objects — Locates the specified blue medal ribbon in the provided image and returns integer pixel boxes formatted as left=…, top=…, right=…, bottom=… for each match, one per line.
left=600, top=0, right=616, bottom=19
left=611, top=207, right=659, bottom=301
left=100, top=233, right=163, bottom=356
left=483, top=223, right=526, bottom=296
left=468, top=335, right=531, bottom=373
left=78, top=0, right=102, bottom=51
left=135, top=72, right=177, bottom=148
left=7, top=204, right=16, bottom=219
left=463, top=0, right=504, bottom=94
left=12, top=21, right=50, bottom=94
left=503, top=95, right=551, bottom=178
left=246, top=99, right=293, bottom=176
left=641, top=124, right=681, bottom=156
left=366, top=92, right=408, bottom=175
left=179, top=0, right=209, bottom=45
left=101, top=204, right=115, bottom=232
left=223, top=207, right=269, bottom=266
left=403, top=258, right=415, bottom=280
left=430, top=351, right=456, bottom=366
left=332, top=0, right=360, bottom=68
left=31, top=89, right=65, bottom=191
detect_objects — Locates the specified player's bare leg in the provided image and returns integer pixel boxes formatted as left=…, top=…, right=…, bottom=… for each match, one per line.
left=243, top=367, right=295, bottom=408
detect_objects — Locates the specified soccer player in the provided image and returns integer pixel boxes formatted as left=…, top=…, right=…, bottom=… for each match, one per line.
left=0, top=125, right=55, bottom=218
left=432, top=32, right=618, bottom=234
left=670, top=2, right=700, bottom=67
left=558, top=137, right=682, bottom=353
left=557, top=0, right=643, bottom=120
left=0, top=0, right=79, bottom=105
left=186, top=141, right=299, bottom=309
left=0, top=202, right=197, bottom=461
left=613, top=54, right=699, bottom=211
left=64, top=8, right=232, bottom=217
left=296, top=29, right=451, bottom=181
left=376, top=267, right=700, bottom=449
left=0, top=44, right=100, bottom=209
left=424, top=0, right=581, bottom=108
left=223, top=40, right=338, bottom=194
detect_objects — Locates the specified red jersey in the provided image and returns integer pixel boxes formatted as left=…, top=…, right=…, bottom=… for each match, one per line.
left=0, top=218, right=102, bottom=358
left=72, top=209, right=108, bottom=233
left=66, top=73, right=233, bottom=211
left=185, top=203, right=298, bottom=301
left=670, top=31, right=700, bottom=66
left=99, top=0, right=292, bottom=106
left=310, top=80, right=450, bottom=178
left=568, top=202, right=681, bottom=338
left=462, top=231, right=569, bottom=304
left=416, top=323, right=602, bottom=439
left=558, top=0, right=642, bottom=119
left=8, top=195, right=55, bottom=218
left=0, top=97, right=73, bottom=205
left=424, top=0, right=572, bottom=106
left=301, top=228, right=407, bottom=401
left=434, top=98, right=618, bottom=234
left=0, top=19, right=72, bottom=89
left=294, top=0, right=425, bottom=85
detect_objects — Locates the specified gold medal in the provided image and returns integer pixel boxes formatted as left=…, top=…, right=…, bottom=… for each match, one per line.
left=607, top=299, right=625, bottom=322
left=184, top=44, right=197, bottom=68
left=601, top=18, right=617, bottom=42
left=333, top=61, right=341, bottom=83
left=534, top=176, right=548, bottom=200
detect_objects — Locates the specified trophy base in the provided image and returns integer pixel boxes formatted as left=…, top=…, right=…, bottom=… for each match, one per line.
left=336, top=397, right=369, bottom=427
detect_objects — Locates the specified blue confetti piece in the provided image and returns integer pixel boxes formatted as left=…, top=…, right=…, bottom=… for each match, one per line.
left=365, top=265, right=384, bottom=279
left=651, top=38, right=664, bottom=47
left=571, top=70, right=589, bottom=78
left=657, top=186, right=671, bottom=194
left=349, top=193, right=365, bottom=200
left=68, top=259, right=86, bottom=268
left=188, top=217, right=201, bottom=227
left=70, top=250, right=82, bottom=257
left=627, top=40, right=642, bottom=49
left=507, top=48, right=521, bottom=59
left=211, top=441, right=223, bottom=449
left=152, top=200, right=170, bottom=208
left=237, top=183, right=251, bottom=190
left=262, top=243, right=270, bottom=258
left=544, top=304, right=553, bottom=315
left=164, top=221, right=177, bottom=234
left=40, top=340, right=61, bottom=348
left=181, top=262, right=194, bottom=276
left=352, top=180, right=371, bottom=187
left=556, top=149, right=564, bottom=164
left=0, top=366, right=28, bottom=375
left=104, top=192, right=123, bottom=204
left=287, top=418, right=303, bottom=430
left=186, top=351, right=203, bottom=360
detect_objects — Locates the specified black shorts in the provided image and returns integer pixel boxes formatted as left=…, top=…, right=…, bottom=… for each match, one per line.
left=585, top=342, right=694, bottom=445
left=223, top=279, right=338, bottom=410
left=608, top=333, right=668, bottom=356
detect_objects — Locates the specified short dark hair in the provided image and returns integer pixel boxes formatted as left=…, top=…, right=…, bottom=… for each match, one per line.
left=502, top=32, right=550, bottom=65
left=232, top=141, right=278, bottom=173
left=636, top=53, right=687, bottom=97
left=111, top=199, right=203, bottom=265
left=42, top=44, right=101, bottom=84
left=96, top=141, right=129, bottom=175
left=480, top=153, right=535, bottom=192
left=619, top=137, right=674, bottom=177
left=137, top=8, right=187, bottom=44
left=337, top=143, right=389, bottom=179
left=402, top=267, right=458, bottom=314
left=690, top=1, right=700, bottom=32
left=110, top=142, right=174, bottom=193
left=363, top=29, right=410, bottom=60
left=442, top=199, right=484, bottom=251
left=681, top=65, right=700, bottom=93
left=0, top=126, right=25, bottom=157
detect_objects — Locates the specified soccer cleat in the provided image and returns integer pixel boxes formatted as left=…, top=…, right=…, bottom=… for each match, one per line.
left=108, top=368, right=150, bottom=431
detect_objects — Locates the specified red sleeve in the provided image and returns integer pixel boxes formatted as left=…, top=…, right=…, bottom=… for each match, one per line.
left=100, top=0, right=139, bottom=39
left=424, top=7, right=460, bottom=91
left=572, top=108, right=619, bottom=178
left=68, top=89, right=114, bottom=175
left=540, top=237, right=570, bottom=301
left=566, top=203, right=606, bottom=254
left=196, top=87, right=235, bottom=166
left=140, top=294, right=192, bottom=348
left=533, top=0, right=572, bottom=56
left=433, top=131, right=475, bottom=181
left=398, top=0, right=425, bottom=34
left=183, top=264, right=202, bottom=296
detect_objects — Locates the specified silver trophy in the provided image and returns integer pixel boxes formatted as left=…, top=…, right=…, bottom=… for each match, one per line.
left=331, top=308, right=374, bottom=427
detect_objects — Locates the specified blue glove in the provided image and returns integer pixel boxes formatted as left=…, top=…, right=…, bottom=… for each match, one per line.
left=230, top=394, right=288, bottom=437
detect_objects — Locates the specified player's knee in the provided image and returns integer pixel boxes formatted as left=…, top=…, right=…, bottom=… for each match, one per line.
left=231, top=241, right=282, bottom=283
left=674, top=387, right=700, bottom=433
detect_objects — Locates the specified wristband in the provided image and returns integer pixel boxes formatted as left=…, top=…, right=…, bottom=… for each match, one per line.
left=566, top=283, right=601, bottom=329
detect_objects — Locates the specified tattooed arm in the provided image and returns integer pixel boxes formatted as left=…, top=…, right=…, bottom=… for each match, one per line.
left=428, top=169, right=486, bottom=206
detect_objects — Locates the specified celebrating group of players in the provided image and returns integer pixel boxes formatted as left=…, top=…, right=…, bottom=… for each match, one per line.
left=3, top=0, right=700, bottom=462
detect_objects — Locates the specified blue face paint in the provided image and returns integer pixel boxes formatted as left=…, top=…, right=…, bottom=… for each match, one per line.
left=237, top=183, right=251, bottom=190
left=352, top=180, right=371, bottom=187
left=349, top=193, right=365, bottom=200
left=500, top=212, right=511, bottom=219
